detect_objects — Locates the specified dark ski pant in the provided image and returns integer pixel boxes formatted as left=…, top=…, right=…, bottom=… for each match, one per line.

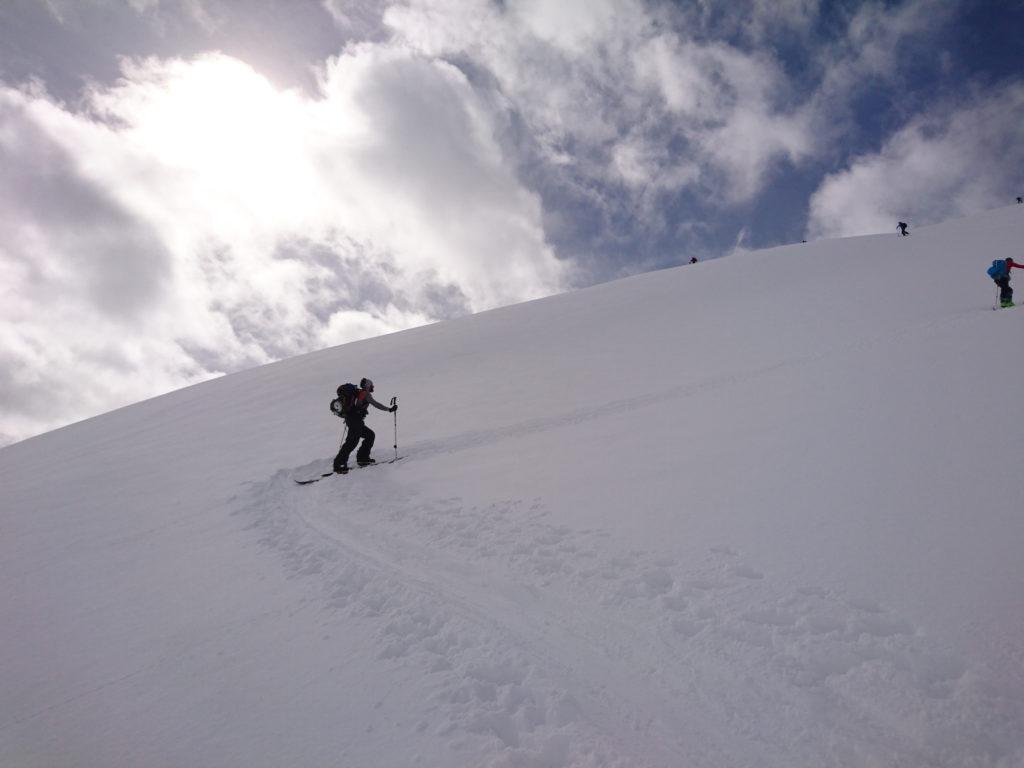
left=996, top=277, right=1013, bottom=304
left=334, top=419, right=375, bottom=471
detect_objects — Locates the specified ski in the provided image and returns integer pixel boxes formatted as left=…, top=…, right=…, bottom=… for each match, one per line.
left=295, top=472, right=334, bottom=485
left=294, top=457, right=404, bottom=485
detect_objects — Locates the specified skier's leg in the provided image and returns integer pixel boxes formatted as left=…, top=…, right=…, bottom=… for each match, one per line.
left=356, top=425, right=376, bottom=463
left=998, top=278, right=1012, bottom=305
left=334, top=423, right=361, bottom=471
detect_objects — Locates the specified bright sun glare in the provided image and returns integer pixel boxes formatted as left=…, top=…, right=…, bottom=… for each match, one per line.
left=125, top=55, right=321, bottom=224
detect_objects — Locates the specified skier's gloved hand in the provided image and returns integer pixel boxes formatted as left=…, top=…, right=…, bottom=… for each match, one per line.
left=390, top=404, right=398, bottom=412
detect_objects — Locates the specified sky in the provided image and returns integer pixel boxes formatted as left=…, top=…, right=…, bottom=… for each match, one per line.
left=1, top=0, right=1022, bottom=446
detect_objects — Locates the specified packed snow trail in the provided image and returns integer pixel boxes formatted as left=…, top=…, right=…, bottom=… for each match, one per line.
left=234, top=459, right=1023, bottom=767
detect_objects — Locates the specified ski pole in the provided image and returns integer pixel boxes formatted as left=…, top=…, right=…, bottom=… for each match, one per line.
left=391, top=396, right=398, bottom=461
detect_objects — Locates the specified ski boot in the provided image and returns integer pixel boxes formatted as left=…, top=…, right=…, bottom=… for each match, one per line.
left=357, top=458, right=376, bottom=467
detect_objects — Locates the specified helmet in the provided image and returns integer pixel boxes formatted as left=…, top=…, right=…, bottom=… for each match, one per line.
left=360, top=378, right=374, bottom=392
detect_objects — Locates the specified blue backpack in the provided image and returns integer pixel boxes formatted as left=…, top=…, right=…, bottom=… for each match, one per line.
left=987, top=259, right=1008, bottom=280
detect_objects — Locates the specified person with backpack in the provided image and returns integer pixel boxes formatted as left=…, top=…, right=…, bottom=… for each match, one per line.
left=332, top=378, right=397, bottom=473
left=987, top=257, right=1024, bottom=308
left=897, top=222, right=909, bottom=236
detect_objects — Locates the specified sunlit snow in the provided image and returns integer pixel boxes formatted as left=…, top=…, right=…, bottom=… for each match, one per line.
left=2, top=206, right=1023, bottom=766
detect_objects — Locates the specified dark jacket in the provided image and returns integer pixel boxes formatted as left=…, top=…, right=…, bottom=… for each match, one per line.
left=348, top=388, right=390, bottom=421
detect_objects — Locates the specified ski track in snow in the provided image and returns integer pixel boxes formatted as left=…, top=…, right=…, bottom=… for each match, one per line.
left=369, top=305, right=986, bottom=465
left=234, top=466, right=1024, bottom=768
left=6, top=208, right=1024, bottom=767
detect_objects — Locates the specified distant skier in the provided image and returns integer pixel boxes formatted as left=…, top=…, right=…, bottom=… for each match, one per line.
left=1017, top=197, right=1022, bottom=204
left=987, top=256, right=1024, bottom=308
left=333, top=378, right=397, bottom=473
left=897, top=222, right=909, bottom=236
left=689, top=256, right=699, bottom=264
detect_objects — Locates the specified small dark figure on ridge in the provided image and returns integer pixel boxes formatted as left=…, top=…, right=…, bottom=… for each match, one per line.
left=897, top=222, right=909, bottom=236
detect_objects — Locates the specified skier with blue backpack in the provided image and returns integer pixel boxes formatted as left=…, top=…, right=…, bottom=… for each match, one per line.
left=987, top=257, right=1024, bottom=308
left=331, top=378, right=397, bottom=473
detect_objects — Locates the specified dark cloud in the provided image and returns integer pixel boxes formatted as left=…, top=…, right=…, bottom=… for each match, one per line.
left=169, top=235, right=473, bottom=377
left=0, top=0, right=346, bottom=99
left=0, top=349, right=53, bottom=418
left=277, top=236, right=471, bottom=324
left=414, top=280, right=472, bottom=320
left=321, top=0, right=390, bottom=41
left=0, top=95, right=171, bottom=318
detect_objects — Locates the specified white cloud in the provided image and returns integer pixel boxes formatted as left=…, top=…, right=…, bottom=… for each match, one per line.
left=508, top=0, right=622, bottom=56
left=385, top=0, right=814, bottom=205
left=810, top=0, right=957, bottom=118
left=0, top=48, right=565, bottom=443
left=631, top=36, right=813, bottom=200
left=610, top=136, right=699, bottom=191
left=807, top=83, right=1024, bottom=239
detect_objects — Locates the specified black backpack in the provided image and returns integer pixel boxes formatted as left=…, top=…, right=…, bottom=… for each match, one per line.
left=331, top=383, right=359, bottom=418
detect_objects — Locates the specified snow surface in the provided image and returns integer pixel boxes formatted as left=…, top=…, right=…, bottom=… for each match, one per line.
left=2, top=206, right=1024, bottom=767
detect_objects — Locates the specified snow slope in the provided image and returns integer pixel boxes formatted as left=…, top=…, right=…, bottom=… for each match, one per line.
left=2, top=206, right=1024, bottom=767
